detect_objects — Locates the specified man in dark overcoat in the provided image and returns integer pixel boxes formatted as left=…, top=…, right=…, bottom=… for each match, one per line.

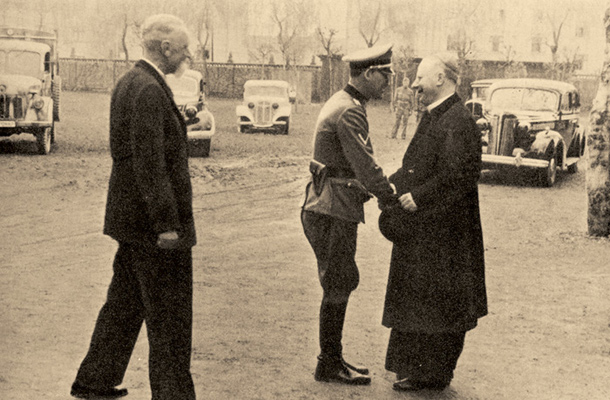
left=70, top=14, right=197, bottom=400
left=301, top=43, right=398, bottom=386
left=379, top=53, right=487, bottom=392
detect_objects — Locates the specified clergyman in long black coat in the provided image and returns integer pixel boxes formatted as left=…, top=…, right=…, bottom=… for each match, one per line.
left=380, top=54, right=487, bottom=391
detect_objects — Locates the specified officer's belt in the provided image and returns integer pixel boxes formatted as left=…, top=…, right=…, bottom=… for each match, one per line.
left=326, top=167, right=356, bottom=179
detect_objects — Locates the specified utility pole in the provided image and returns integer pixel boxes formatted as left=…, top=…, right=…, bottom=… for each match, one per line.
left=586, top=7, right=610, bottom=236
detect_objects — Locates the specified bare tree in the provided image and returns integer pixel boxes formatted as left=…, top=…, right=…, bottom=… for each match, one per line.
left=316, top=27, right=341, bottom=58
left=586, top=7, right=610, bottom=236
left=270, top=0, right=312, bottom=68
left=249, top=42, right=275, bottom=78
left=544, top=10, right=570, bottom=65
left=316, top=27, right=342, bottom=99
left=357, top=0, right=383, bottom=48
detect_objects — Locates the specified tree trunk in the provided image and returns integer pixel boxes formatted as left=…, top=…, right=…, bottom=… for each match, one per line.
left=586, top=8, right=610, bottom=236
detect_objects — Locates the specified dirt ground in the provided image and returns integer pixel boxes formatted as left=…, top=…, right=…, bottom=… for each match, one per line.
left=1, top=92, right=609, bottom=400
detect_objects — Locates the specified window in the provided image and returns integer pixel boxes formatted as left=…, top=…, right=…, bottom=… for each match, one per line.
left=491, top=36, right=503, bottom=52
left=531, top=37, right=542, bottom=53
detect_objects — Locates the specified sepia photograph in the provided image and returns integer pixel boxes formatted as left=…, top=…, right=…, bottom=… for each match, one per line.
left=1, top=0, right=609, bottom=399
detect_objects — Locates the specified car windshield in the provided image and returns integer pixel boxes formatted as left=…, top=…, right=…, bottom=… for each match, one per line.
left=0, top=50, right=41, bottom=78
left=490, top=88, right=558, bottom=112
left=245, top=85, right=287, bottom=98
left=168, top=75, right=198, bottom=96
left=472, top=86, right=490, bottom=100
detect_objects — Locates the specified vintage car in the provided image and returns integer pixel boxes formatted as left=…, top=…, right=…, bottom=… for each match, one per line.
left=465, top=78, right=499, bottom=120
left=166, top=69, right=215, bottom=157
left=0, top=27, right=61, bottom=155
left=236, top=80, right=294, bottom=134
left=477, top=78, right=585, bottom=187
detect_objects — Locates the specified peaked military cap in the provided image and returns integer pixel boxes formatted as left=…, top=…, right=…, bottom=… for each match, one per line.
left=343, top=43, right=393, bottom=70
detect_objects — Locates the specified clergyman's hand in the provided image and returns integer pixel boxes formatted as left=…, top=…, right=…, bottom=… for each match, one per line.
left=399, top=192, right=418, bottom=212
left=157, top=231, right=180, bottom=249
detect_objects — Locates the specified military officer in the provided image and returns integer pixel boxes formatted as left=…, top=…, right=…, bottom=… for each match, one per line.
left=301, top=43, right=398, bottom=385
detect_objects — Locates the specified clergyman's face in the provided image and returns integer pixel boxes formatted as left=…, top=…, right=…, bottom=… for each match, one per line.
left=411, top=58, right=441, bottom=106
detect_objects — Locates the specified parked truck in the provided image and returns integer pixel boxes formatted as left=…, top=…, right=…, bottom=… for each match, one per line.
left=0, top=27, right=61, bottom=154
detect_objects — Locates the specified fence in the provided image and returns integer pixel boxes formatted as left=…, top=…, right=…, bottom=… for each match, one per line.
left=59, top=58, right=323, bottom=103
left=59, top=58, right=600, bottom=108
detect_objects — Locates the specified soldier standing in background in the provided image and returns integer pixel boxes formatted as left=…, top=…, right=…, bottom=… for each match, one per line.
left=301, top=43, right=398, bottom=386
left=390, top=77, right=414, bottom=139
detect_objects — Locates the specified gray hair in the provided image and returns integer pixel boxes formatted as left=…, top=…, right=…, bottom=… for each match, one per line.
left=433, top=52, right=459, bottom=84
left=141, top=14, right=187, bottom=53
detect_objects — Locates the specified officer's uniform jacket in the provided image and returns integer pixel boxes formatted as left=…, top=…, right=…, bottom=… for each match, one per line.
left=303, top=85, right=395, bottom=223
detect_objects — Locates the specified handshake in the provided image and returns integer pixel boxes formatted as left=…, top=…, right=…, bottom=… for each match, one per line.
left=379, top=184, right=418, bottom=213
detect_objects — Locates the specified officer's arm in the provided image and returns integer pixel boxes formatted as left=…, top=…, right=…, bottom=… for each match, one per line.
left=337, top=107, right=395, bottom=203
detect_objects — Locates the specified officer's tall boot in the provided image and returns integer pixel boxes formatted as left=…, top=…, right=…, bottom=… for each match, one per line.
left=314, top=299, right=370, bottom=385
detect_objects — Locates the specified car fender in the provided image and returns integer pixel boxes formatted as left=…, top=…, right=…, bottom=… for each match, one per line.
left=236, top=105, right=253, bottom=120
left=530, top=129, right=563, bottom=158
left=188, top=109, right=215, bottom=136
left=275, top=105, right=292, bottom=120
left=25, top=97, right=53, bottom=123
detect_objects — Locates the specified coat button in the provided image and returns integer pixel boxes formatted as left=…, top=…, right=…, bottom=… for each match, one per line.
left=408, top=169, right=414, bottom=174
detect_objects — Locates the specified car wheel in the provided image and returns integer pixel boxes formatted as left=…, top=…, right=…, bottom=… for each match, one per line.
left=283, top=119, right=290, bottom=135
left=567, top=160, right=578, bottom=174
left=36, top=127, right=52, bottom=155
left=539, top=153, right=557, bottom=187
left=189, top=139, right=211, bottom=157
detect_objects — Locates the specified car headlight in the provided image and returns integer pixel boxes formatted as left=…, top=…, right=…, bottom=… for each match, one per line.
left=272, top=103, right=279, bottom=109
left=476, top=118, right=489, bottom=133
left=32, top=97, right=45, bottom=110
left=185, top=105, right=197, bottom=119
left=248, top=102, right=255, bottom=109
left=28, top=84, right=41, bottom=95
left=0, top=84, right=6, bottom=94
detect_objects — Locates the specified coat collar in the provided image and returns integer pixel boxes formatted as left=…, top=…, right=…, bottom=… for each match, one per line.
left=429, top=93, right=462, bottom=119
left=135, top=60, right=186, bottom=130
left=344, top=84, right=368, bottom=107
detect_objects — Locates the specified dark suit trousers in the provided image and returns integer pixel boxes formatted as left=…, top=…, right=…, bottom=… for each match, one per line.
left=74, top=242, right=195, bottom=400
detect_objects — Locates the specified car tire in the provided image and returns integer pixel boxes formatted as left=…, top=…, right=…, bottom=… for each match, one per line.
left=189, top=138, right=211, bottom=157
left=567, top=161, right=578, bottom=174
left=539, top=150, right=557, bottom=187
left=36, top=127, right=52, bottom=155
left=283, top=119, right=290, bottom=135
left=52, top=76, right=61, bottom=122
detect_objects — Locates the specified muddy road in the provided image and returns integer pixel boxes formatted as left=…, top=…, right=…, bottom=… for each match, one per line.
left=1, top=92, right=609, bottom=399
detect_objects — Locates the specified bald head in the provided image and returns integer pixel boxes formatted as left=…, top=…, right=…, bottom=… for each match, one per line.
left=412, top=54, right=459, bottom=106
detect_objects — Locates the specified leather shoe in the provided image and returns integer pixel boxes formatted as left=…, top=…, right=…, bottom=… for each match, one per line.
left=341, top=358, right=369, bottom=375
left=70, top=382, right=128, bottom=398
left=314, top=356, right=371, bottom=385
left=393, top=377, right=449, bottom=391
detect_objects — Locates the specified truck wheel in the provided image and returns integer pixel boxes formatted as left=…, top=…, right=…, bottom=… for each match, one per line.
left=52, top=76, right=61, bottom=122
left=189, top=139, right=211, bottom=157
left=36, top=127, right=52, bottom=155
